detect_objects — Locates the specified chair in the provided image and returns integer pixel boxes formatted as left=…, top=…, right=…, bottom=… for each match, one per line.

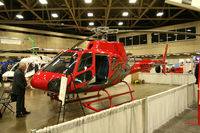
left=0, top=88, right=15, bottom=118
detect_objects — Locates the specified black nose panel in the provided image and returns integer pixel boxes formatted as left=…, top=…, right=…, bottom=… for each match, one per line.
left=47, top=78, right=61, bottom=93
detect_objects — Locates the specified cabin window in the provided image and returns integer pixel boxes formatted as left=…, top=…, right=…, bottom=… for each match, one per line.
left=74, top=71, right=92, bottom=84
left=77, top=53, right=93, bottom=72
left=88, top=44, right=93, bottom=49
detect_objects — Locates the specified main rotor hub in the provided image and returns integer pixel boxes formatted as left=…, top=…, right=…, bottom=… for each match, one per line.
left=90, top=27, right=119, bottom=41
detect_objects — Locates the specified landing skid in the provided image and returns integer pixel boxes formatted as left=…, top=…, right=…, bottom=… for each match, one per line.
left=82, top=81, right=135, bottom=112
left=54, top=81, right=135, bottom=123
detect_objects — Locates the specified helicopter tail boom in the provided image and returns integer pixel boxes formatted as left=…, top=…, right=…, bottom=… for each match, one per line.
left=128, top=44, right=168, bottom=74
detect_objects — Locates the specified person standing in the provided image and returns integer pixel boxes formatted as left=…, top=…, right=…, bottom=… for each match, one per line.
left=12, top=62, right=30, bottom=117
left=195, top=63, right=199, bottom=84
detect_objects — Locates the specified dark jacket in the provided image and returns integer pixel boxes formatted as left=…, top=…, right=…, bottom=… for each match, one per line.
left=195, top=63, right=199, bottom=84
left=12, top=68, right=27, bottom=95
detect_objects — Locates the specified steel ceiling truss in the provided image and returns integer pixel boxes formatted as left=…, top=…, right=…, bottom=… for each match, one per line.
left=0, top=0, right=199, bottom=34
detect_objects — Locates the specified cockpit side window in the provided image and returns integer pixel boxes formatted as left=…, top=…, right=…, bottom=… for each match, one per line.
left=77, top=53, right=93, bottom=72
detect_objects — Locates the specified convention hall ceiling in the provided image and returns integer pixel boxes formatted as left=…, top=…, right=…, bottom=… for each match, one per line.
left=0, top=0, right=199, bottom=35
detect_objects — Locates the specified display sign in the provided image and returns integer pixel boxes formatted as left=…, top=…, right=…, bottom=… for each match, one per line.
left=1, top=38, right=21, bottom=45
left=165, top=0, right=200, bottom=12
left=59, top=77, right=68, bottom=106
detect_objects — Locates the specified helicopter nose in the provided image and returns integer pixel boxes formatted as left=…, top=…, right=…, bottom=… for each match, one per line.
left=31, top=71, right=49, bottom=90
left=30, top=71, right=66, bottom=91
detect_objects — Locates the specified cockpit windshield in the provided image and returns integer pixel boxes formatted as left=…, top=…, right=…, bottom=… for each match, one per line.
left=43, top=52, right=78, bottom=74
left=11, top=63, right=19, bottom=71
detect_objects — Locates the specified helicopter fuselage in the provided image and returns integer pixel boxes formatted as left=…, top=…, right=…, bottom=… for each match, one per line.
left=31, top=40, right=167, bottom=94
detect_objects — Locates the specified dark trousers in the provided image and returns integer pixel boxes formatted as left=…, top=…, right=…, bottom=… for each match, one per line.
left=16, top=95, right=26, bottom=114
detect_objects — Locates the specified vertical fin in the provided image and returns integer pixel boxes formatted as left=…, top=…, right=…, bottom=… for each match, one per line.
left=163, top=44, right=168, bottom=61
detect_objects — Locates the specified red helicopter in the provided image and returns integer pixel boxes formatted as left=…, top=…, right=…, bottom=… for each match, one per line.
left=30, top=27, right=198, bottom=112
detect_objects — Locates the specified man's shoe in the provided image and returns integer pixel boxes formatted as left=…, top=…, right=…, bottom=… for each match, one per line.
left=23, top=111, right=31, bottom=115
left=16, top=113, right=24, bottom=118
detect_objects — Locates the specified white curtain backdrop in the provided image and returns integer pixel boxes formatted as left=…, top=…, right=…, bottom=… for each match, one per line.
left=33, top=83, right=196, bottom=133
left=139, top=73, right=196, bottom=85
left=35, top=99, right=143, bottom=133
left=187, top=83, right=197, bottom=106
left=145, top=84, right=195, bottom=133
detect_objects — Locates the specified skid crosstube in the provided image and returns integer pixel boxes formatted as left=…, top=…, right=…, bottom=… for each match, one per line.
left=82, top=81, right=135, bottom=112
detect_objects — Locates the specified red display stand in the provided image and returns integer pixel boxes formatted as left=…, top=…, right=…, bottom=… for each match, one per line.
left=187, top=60, right=200, bottom=125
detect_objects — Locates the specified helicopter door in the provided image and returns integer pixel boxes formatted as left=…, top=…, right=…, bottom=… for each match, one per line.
left=74, top=52, right=94, bottom=85
left=95, top=54, right=109, bottom=84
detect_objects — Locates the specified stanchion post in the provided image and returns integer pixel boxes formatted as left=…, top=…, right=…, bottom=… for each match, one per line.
left=198, top=59, right=200, bottom=124
left=186, top=60, right=200, bottom=125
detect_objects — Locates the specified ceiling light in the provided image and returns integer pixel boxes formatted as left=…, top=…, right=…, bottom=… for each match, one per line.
left=0, top=1, right=4, bottom=6
left=187, top=29, right=191, bottom=32
left=173, top=53, right=180, bottom=56
left=87, top=13, right=93, bottom=17
left=89, top=22, right=94, bottom=26
left=51, top=13, right=58, bottom=18
left=16, top=14, right=24, bottom=19
left=129, top=0, right=137, bottom=3
left=85, top=0, right=92, bottom=3
left=122, top=12, right=129, bottom=17
left=39, top=0, right=48, bottom=4
left=184, top=53, right=190, bottom=55
left=118, top=22, right=123, bottom=26
left=157, top=12, right=164, bottom=17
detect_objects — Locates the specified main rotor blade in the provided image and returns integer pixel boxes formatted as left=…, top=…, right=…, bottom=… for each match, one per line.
left=0, top=21, right=89, bottom=30
left=118, top=30, right=200, bottom=36
left=70, top=33, right=98, bottom=49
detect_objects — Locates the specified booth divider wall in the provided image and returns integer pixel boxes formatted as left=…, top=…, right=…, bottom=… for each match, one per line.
left=32, top=82, right=196, bottom=133
left=145, top=83, right=195, bottom=133
left=33, top=99, right=143, bottom=133
left=139, top=73, right=196, bottom=85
